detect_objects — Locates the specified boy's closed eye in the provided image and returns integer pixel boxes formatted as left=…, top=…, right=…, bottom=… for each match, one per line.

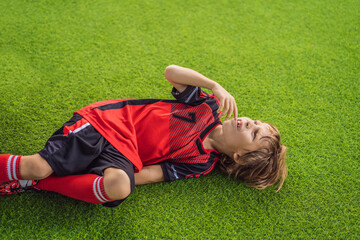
left=253, top=129, right=259, bottom=141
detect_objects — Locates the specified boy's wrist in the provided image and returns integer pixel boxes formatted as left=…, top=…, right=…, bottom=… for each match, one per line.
left=210, top=82, right=221, bottom=92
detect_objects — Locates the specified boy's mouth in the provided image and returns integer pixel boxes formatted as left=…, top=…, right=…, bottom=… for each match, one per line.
left=235, top=118, right=242, bottom=129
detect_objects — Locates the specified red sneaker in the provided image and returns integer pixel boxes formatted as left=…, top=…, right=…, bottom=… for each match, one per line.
left=0, top=180, right=39, bottom=195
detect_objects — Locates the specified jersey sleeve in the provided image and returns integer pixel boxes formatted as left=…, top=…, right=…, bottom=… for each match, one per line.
left=171, top=86, right=208, bottom=106
left=160, top=156, right=217, bottom=182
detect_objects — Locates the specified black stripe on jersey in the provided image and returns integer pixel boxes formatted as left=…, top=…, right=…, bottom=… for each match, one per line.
left=196, top=139, right=206, bottom=155
left=95, top=99, right=177, bottom=111
left=199, top=121, right=222, bottom=140
left=205, top=98, right=220, bottom=121
left=173, top=112, right=196, bottom=123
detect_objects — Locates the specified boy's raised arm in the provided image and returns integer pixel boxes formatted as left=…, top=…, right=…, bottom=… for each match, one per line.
left=164, top=65, right=217, bottom=93
left=164, top=65, right=238, bottom=120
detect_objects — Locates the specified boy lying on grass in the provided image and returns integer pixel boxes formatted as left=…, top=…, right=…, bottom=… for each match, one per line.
left=0, top=65, right=287, bottom=207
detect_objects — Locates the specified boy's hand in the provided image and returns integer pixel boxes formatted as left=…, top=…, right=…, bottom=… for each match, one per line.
left=211, top=83, right=238, bottom=120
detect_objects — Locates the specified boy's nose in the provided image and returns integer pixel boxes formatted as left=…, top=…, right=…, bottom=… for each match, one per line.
left=243, top=117, right=252, bottom=122
left=243, top=117, right=253, bottom=126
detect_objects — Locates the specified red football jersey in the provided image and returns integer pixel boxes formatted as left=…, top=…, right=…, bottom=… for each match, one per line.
left=75, top=86, right=222, bottom=174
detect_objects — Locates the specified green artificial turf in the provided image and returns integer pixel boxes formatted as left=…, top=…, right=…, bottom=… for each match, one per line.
left=0, top=0, right=359, bottom=239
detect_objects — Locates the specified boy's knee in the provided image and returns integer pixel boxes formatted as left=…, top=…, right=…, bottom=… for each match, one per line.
left=104, top=168, right=132, bottom=200
left=21, top=154, right=53, bottom=179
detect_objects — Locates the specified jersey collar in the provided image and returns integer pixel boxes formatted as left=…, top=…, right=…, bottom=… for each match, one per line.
left=196, top=121, right=222, bottom=155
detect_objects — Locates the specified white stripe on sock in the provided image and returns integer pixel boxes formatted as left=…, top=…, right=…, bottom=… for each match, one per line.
left=12, top=155, right=18, bottom=180
left=93, top=177, right=106, bottom=203
left=96, top=177, right=109, bottom=202
left=7, top=155, right=14, bottom=181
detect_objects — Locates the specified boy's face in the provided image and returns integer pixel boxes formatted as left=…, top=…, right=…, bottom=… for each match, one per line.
left=222, top=117, right=273, bottom=156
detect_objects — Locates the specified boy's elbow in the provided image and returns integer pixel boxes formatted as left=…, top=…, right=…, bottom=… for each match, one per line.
left=164, top=65, right=179, bottom=79
left=165, top=64, right=178, bottom=72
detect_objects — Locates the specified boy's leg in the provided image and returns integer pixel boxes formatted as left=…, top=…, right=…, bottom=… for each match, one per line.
left=0, top=154, right=53, bottom=183
left=83, top=142, right=135, bottom=207
left=34, top=169, right=131, bottom=204
left=103, top=168, right=131, bottom=200
left=21, top=154, right=53, bottom=179
left=1, top=114, right=96, bottom=184
left=1, top=155, right=133, bottom=206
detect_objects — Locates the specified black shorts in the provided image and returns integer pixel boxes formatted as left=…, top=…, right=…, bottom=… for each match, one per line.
left=38, top=114, right=135, bottom=207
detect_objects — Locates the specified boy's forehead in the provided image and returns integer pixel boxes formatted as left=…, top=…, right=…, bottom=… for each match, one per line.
left=260, top=123, right=275, bottom=138
left=264, top=123, right=273, bottom=132
left=258, top=125, right=274, bottom=147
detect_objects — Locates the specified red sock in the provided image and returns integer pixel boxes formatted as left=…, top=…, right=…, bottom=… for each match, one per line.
left=35, top=174, right=113, bottom=204
left=0, top=155, right=23, bottom=183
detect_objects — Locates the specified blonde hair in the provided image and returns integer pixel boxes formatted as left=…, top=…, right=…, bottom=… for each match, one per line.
left=218, top=123, right=287, bottom=192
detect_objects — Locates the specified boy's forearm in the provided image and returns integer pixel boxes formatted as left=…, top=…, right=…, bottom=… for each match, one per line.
left=134, top=165, right=164, bottom=185
left=165, top=64, right=238, bottom=119
left=164, top=65, right=219, bottom=91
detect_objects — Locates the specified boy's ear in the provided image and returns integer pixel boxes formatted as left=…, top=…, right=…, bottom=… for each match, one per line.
left=233, top=153, right=241, bottom=163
